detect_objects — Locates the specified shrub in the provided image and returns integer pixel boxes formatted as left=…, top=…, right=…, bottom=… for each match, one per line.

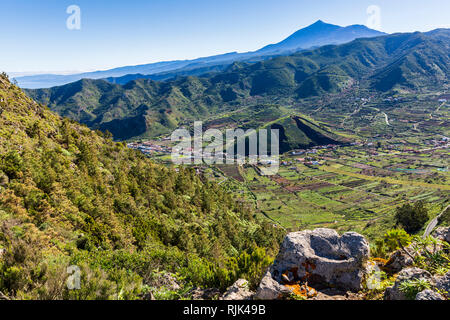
left=0, top=170, right=8, bottom=186
left=399, top=278, right=431, bottom=300
left=370, top=239, right=389, bottom=259
left=383, top=229, right=412, bottom=252
left=395, top=201, right=429, bottom=234
left=0, top=77, right=283, bottom=299
left=411, top=236, right=450, bottom=275
left=1, top=151, right=24, bottom=180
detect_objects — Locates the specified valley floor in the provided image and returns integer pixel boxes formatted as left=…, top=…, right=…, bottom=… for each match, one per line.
left=140, top=88, right=450, bottom=240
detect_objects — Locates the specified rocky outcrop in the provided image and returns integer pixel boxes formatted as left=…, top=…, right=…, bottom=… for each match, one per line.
left=221, top=279, right=254, bottom=300
left=271, top=228, right=369, bottom=291
left=312, top=288, right=362, bottom=300
left=415, top=289, right=445, bottom=300
left=384, top=268, right=432, bottom=300
left=255, top=228, right=370, bottom=299
left=149, top=272, right=181, bottom=291
left=254, top=271, right=291, bottom=300
left=190, top=288, right=221, bottom=300
left=142, top=291, right=155, bottom=300
left=0, top=291, right=11, bottom=300
left=383, top=247, right=415, bottom=274
left=433, top=271, right=450, bottom=295
left=433, top=227, right=450, bottom=243
left=143, top=271, right=182, bottom=299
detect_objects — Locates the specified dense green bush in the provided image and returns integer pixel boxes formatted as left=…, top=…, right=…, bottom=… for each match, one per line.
left=395, top=201, right=429, bottom=234
left=399, top=278, right=431, bottom=300
left=1, top=151, right=24, bottom=180
left=370, top=228, right=412, bottom=259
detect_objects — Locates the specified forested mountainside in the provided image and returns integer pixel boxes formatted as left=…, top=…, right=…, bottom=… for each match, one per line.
left=0, top=74, right=283, bottom=299
left=26, top=30, right=450, bottom=141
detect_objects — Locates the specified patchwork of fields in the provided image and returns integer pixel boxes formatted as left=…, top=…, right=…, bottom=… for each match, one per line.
left=147, top=88, right=449, bottom=240
left=211, top=137, right=449, bottom=240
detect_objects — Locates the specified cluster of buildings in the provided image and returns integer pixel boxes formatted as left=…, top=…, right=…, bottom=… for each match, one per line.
left=422, top=136, right=450, bottom=148
left=290, top=144, right=339, bottom=156
left=432, top=136, right=450, bottom=147
left=281, top=157, right=322, bottom=167
left=282, top=153, right=323, bottom=166
left=437, top=94, right=449, bottom=102
left=127, top=141, right=171, bottom=155
left=283, top=144, right=344, bottom=167
left=383, top=97, right=404, bottom=102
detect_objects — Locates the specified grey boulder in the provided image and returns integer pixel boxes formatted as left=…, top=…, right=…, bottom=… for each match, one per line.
left=221, top=279, right=254, bottom=300
left=254, top=271, right=291, bottom=300
left=415, top=289, right=445, bottom=300
left=258, top=228, right=370, bottom=295
left=433, top=227, right=450, bottom=243
left=433, top=271, right=450, bottom=295
left=384, top=268, right=432, bottom=300
left=384, top=247, right=415, bottom=274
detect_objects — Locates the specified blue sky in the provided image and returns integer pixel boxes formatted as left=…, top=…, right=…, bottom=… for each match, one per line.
left=1, top=0, right=449, bottom=73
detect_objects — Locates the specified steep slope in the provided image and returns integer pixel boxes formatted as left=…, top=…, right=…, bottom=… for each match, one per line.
left=14, top=21, right=384, bottom=89
left=200, top=105, right=348, bottom=154
left=0, top=74, right=282, bottom=299
left=27, top=30, right=450, bottom=141
left=271, top=116, right=346, bottom=153
left=370, top=32, right=450, bottom=91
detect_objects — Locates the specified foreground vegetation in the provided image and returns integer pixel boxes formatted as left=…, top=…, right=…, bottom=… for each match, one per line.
left=0, top=74, right=284, bottom=299
left=364, top=228, right=450, bottom=300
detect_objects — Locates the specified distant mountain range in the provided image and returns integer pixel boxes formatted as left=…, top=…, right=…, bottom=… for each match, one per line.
left=258, top=20, right=384, bottom=54
left=14, top=20, right=385, bottom=89
left=26, top=29, right=450, bottom=142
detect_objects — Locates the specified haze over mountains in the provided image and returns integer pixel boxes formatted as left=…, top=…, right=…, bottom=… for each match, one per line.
left=26, top=28, right=450, bottom=142
left=14, top=20, right=385, bottom=89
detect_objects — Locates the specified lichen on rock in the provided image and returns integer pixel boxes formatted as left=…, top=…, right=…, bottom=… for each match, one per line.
left=255, top=228, right=370, bottom=299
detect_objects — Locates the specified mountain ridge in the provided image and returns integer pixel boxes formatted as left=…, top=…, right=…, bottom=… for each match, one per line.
left=257, top=20, right=383, bottom=54
left=26, top=29, right=449, bottom=141
left=14, top=21, right=385, bottom=89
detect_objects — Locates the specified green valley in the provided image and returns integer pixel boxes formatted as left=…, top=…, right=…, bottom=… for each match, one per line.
left=1, top=11, right=449, bottom=303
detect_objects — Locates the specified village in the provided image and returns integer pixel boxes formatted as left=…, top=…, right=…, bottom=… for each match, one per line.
left=127, top=134, right=449, bottom=173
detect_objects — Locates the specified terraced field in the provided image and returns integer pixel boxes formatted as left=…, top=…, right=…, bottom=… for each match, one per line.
left=149, top=88, right=449, bottom=240
left=211, top=120, right=449, bottom=240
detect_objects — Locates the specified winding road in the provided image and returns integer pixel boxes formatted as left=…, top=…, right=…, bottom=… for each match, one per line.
left=435, top=101, right=446, bottom=113
left=382, top=112, right=390, bottom=126
left=423, top=204, right=450, bottom=238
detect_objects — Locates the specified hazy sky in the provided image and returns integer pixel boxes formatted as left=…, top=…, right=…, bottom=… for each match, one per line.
left=1, top=0, right=449, bottom=73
